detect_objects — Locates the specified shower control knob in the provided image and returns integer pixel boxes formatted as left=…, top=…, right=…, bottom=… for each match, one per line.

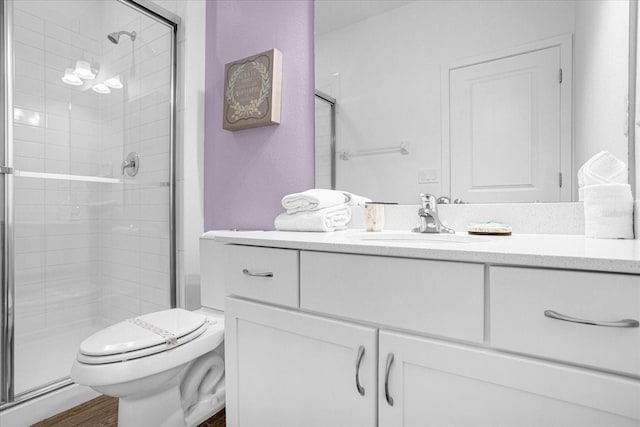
left=122, top=152, right=140, bottom=177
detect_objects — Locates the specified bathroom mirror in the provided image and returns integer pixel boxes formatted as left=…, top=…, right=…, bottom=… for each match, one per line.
left=314, top=0, right=632, bottom=204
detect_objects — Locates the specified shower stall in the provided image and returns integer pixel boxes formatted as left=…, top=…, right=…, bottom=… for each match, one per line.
left=1, top=0, right=178, bottom=411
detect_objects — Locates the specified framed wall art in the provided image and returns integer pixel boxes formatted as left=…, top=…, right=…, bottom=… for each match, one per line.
left=223, top=48, right=283, bottom=131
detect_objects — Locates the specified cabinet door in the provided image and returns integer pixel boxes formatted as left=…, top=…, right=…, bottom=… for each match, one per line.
left=225, top=297, right=377, bottom=427
left=379, top=330, right=640, bottom=427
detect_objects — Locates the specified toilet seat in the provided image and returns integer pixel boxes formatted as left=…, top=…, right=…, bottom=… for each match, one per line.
left=78, top=308, right=215, bottom=365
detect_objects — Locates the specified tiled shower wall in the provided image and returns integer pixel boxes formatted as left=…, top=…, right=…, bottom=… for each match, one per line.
left=11, top=0, right=172, bottom=341
left=13, top=2, right=103, bottom=338
left=97, top=5, right=172, bottom=324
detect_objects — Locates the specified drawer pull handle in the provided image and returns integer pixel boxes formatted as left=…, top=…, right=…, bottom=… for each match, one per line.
left=242, top=269, right=273, bottom=278
left=355, top=345, right=365, bottom=396
left=384, top=352, right=394, bottom=406
left=544, top=310, right=639, bottom=328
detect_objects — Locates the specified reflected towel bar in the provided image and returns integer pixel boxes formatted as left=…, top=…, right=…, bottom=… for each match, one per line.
left=340, top=143, right=409, bottom=160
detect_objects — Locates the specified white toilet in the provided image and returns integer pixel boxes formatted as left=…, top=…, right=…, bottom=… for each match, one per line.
left=71, top=237, right=227, bottom=427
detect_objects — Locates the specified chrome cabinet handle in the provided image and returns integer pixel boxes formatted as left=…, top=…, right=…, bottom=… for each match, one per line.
left=242, top=268, right=273, bottom=278
left=355, top=345, right=365, bottom=396
left=544, top=310, right=639, bottom=328
left=384, top=352, right=394, bottom=406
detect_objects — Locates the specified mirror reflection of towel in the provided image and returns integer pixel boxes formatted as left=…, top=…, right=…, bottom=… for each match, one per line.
left=275, top=204, right=351, bottom=232
left=281, top=189, right=346, bottom=214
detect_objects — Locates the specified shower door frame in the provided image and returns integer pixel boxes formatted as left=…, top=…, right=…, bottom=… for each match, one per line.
left=315, top=90, right=336, bottom=190
left=0, top=0, right=180, bottom=409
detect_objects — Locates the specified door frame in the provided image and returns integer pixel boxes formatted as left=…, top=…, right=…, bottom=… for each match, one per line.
left=441, top=34, right=573, bottom=202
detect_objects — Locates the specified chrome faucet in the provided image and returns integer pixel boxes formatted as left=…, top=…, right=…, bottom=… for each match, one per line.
left=413, top=193, right=455, bottom=234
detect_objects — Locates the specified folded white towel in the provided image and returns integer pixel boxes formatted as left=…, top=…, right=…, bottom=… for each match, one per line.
left=341, top=191, right=371, bottom=206
left=274, top=204, right=352, bottom=232
left=281, top=189, right=347, bottom=214
left=583, top=184, right=634, bottom=239
left=578, top=151, right=627, bottom=187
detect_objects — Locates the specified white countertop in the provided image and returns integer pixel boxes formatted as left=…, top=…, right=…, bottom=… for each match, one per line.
left=205, top=229, right=640, bottom=274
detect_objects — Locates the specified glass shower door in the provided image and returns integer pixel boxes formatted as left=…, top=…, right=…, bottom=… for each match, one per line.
left=315, top=91, right=336, bottom=189
left=3, top=0, right=176, bottom=403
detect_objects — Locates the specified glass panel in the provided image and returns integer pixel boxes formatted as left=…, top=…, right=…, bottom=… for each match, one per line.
left=10, top=0, right=173, bottom=395
left=314, top=97, right=333, bottom=189
left=1, top=0, right=6, bottom=406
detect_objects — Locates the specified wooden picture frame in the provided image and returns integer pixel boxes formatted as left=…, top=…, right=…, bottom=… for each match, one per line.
left=223, top=48, right=283, bottom=131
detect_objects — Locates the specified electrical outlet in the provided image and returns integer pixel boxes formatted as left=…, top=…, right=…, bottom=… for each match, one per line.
left=418, top=169, right=439, bottom=184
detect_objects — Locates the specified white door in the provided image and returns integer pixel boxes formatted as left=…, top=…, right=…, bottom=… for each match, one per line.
left=379, top=330, right=640, bottom=427
left=449, top=46, right=567, bottom=202
left=225, top=297, right=378, bottom=427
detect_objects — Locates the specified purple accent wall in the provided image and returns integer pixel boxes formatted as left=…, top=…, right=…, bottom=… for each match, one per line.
left=203, top=0, right=315, bottom=231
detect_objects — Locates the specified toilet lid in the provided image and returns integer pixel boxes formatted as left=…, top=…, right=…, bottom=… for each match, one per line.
left=79, top=308, right=208, bottom=358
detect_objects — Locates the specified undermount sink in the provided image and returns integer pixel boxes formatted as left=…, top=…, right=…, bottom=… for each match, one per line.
left=348, top=232, right=489, bottom=244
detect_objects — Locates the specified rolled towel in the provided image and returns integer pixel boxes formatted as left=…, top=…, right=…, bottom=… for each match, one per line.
left=275, top=204, right=352, bottom=232
left=583, top=184, right=634, bottom=239
left=341, top=191, right=371, bottom=206
left=578, top=151, right=627, bottom=187
left=281, top=189, right=346, bottom=214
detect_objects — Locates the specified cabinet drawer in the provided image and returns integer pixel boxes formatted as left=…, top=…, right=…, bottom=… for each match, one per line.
left=223, top=245, right=299, bottom=308
left=490, top=266, right=640, bottom=376
left=300, top=251, right=484, bottom=343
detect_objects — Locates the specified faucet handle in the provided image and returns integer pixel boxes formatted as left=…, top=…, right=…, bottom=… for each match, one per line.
left=419, top=193, right=436, bottom=209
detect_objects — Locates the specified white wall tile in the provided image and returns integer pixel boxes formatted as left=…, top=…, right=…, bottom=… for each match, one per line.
left=14, top=42, right=45, bottom=66
left=14, top=140, right=45, bottom=159
left=15, top=77, right=46, bottom=100
left=13, top=8, right=44, bottom=34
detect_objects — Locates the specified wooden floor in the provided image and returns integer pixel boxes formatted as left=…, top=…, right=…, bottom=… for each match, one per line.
left=31, top=395, right=226, bottom=427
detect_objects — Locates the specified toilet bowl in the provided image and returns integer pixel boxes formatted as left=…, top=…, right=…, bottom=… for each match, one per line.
left=70, top=307, right=225, bottom=427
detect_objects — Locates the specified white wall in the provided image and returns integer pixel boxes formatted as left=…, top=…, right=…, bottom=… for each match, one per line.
left=316, top=0, right=629, bottom=204
left=574, top=0, right=629, bottom=177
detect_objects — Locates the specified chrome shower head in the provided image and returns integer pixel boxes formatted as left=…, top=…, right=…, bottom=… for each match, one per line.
left=107, top=30, right=137, bottom=44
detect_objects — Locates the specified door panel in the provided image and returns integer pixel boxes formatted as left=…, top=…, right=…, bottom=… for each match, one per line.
left=450, top=46, right=564, bottom=202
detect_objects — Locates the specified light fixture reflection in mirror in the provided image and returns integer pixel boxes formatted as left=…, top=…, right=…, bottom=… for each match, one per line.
left=315, top=0, right=633, bottom=204
left=73, top=60, right=96, bottom=80
left=92, top=83, right=111, bottom=94
left=61, top=68, right=83, bottom=86
left=104, top=76, right=123, bottom=89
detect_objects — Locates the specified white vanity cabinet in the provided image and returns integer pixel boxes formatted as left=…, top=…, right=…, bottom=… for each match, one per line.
left=220, top=241, right=640, bottom=427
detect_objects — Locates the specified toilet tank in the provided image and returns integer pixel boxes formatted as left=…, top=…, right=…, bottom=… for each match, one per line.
left=199, top=232, right=225, bottom=311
